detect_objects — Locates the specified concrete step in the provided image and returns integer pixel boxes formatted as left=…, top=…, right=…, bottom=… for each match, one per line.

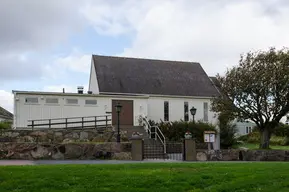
left=144, top=153, right=169, bottom=159
left=113, top=125, right=149, bottom=139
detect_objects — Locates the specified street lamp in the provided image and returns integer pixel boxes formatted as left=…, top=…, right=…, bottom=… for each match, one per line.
left=190, top=106, right=197, bottom=123
left=115, top=102, right=122, bottom=143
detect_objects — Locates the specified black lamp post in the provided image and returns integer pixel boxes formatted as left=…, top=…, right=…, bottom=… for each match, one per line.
left=115, top=102, right=122, bottom=143
left=190, top=106, right=197, bottom=123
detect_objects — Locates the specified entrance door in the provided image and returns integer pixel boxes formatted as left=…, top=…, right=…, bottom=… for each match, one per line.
left=112, top=100, right=134, bottom=126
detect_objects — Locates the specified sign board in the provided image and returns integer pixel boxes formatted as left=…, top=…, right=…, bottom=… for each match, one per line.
left=204, top=131, right=215, bottom=143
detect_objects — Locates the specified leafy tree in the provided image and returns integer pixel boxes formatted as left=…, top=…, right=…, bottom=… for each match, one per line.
left=218, top=112, right=238, bottom=149
left=212, top=47, right=289, bottom=149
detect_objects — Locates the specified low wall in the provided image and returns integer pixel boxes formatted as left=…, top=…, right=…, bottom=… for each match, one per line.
left=0, top=142, right=132, bottom=160
left=196, top=149, right=289, bottom=161
left=0, top=128, right=129, bottom=143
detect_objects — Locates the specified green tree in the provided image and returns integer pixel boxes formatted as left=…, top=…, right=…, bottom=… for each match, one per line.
left=212, top=47, right=289, bottom=149
left=218, top=112, right=238, bottom=149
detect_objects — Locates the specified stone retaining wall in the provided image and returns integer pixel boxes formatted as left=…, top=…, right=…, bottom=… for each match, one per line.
left=196, top=149, right=289, bottom=161
left=0, top=142, right=132, bottom=160
left=0, top=128, right=129, bottom=143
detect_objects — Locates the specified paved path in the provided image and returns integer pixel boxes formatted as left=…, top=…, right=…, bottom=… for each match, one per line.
left=0, top=160, right=258, bottom=166
left=0, top=159, right=184, bottom=166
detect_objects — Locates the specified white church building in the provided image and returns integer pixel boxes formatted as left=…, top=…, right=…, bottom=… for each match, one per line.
left=12, top=55, right=220, bottom=130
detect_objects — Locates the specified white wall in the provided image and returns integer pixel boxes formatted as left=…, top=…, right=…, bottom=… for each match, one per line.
left=234, top=121, right=256, bottom=136
left=15, top=94, right=109, bottom=128
left=14, top=93, right=149, bottom=128
left=147, top=96, right=217, bottom=125
left=147, top=96, right=219, bottom=150
left=88, top=59, right=99, bottom=94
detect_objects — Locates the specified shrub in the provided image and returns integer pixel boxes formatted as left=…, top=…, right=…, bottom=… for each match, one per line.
left=219, top=122, right=238, bottom=149
left=247, top=132, right=260, bottom=143
left=150, top=119, right=217, bottom=142
left=236, top=131, right=289, bottom=146
left=237, top=134, right=249, bottom=142
left=272, top=123, right=289, bottom=137
left=0, top=121, right=12, bottom=129
left=217, top=112, right=238, bottom=149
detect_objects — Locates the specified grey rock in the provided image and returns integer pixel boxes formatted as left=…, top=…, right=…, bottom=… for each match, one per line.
left=196, top=151, right=207, bottom=161
left=64, top=144, right=83, bottom=159
left=112, top=152, right=132, bottom=160
left=31, top=146, right=50, bottom=159
left=79, top=132, right=89, bottom=140
left=51, top=151, right=64, bottom=160
left=62, top=138, right=74, bottom=143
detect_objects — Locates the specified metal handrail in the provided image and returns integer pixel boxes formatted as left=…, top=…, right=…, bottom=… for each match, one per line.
left=142, top=116, right=166, bottom=154
left=27, top=115, right=112, bottom=129
left=28, top=115, right=111, bottom=122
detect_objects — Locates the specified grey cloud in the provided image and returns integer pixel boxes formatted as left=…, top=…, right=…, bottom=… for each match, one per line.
left=0, top=53, right=43, bottom=81
left=0, top=0, right=86, bottom=81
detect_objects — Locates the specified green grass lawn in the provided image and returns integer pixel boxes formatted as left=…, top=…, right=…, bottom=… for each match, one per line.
left=235, top=142, right=289, bottom=150
left=1, top=163, right=289, bottom=192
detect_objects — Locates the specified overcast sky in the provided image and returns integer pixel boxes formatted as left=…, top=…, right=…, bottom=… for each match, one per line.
left=1, top=0, right=289, bottom=113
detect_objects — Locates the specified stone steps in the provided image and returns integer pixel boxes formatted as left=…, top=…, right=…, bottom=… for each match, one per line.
left=113, top=125, right=149, bottom=139
left=143, top=139, right=166, bottom=159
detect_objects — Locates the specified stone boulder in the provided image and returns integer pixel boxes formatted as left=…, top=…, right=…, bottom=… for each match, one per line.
left=221, top=150, right=240, bottom=161
left=29, top=131, right=47, bottom=137
left=64, top=132, right=79, bottom=140
left=30, top=146, right=50, bottom=159
left=62, top=138, right=75, bottom=143
left=64, top=144, right=84, bottom=159
left=2, top=131, right=19, bottom=138
left=112, top=152, right=132, bottom=160
left=16, top=136, right=34, bottom=143
left=53, top=132, right=64, bottom=142
left=79, top=132, right=89, bottom=140
left=196, top=151, right=207, bottom=161
left=51, top=151, right=64, bottom=160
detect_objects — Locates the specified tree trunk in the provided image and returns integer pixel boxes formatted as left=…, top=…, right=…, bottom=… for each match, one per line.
left=259, top=128, right=271, bottom=149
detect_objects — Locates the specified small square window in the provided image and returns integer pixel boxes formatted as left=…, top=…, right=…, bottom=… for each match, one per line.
left=66, top=98, right=78, bottom=104
left=46, top=98, right=59, bottom=104
left=25, top=97, right=38, bottom=103
left=85, top=99, right=97, bottom=105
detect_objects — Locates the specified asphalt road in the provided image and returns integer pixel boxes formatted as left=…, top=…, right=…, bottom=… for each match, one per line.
left=0, top=160, right=261, bottom=166
left=0, top=159, right=183, bottom=166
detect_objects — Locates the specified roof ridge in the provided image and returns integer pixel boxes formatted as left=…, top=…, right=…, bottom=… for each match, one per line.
left=0, top=106, right=13, bottom=118
left=92, top=54, right=200, bottom=65
left=92, top=54, right=220, bottom=97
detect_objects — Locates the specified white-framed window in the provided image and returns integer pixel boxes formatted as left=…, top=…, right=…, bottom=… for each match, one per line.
left=246, top=126, right=252, bottom=134
left=45, top=98, right=59, bottom=104
left=164, top=101, right=169, bottom=121
left=203, top=102, right=208, bottom=122
left=66, top=98, right=78, bottom=105
left=25, top=97, right=38, bottom=104
left=85, top=99, right=97, bottom=105
left=184, top=102, right=189, bottom=122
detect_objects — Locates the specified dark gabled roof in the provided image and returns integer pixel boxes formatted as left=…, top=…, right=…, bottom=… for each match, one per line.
left=92, top=55, right=219, bottom=97
left=0, top=106, right=13, bottom=119
left=209, top=76, right=221, bottom=91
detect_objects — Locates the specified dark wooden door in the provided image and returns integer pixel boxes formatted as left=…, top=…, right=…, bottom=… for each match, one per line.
left=112, top=100, right=134, bottom=126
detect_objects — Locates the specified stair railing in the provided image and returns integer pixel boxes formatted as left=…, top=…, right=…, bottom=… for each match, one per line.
left=141, top=116, right=166, bottom=154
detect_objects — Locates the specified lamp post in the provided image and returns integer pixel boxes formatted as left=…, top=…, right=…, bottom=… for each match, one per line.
left=115, top=102, right=122, bottom=143
left=190, top=106, right=197, bottom=123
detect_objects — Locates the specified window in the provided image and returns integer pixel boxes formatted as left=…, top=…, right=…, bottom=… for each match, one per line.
left=85, top=99, right=97, bottom=105
left=203, top=102, right=208, bottom=122
left=184, top=102, right=189, bottom=121
left=25, top=97, right=38, bottom=104
left=246, top=126, right=252, bottom=134
left=164, top=101, right=169, bottom=121
left=66, top=98, right=78, bottom=105
left=46, top=98, right=59, bottom=104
